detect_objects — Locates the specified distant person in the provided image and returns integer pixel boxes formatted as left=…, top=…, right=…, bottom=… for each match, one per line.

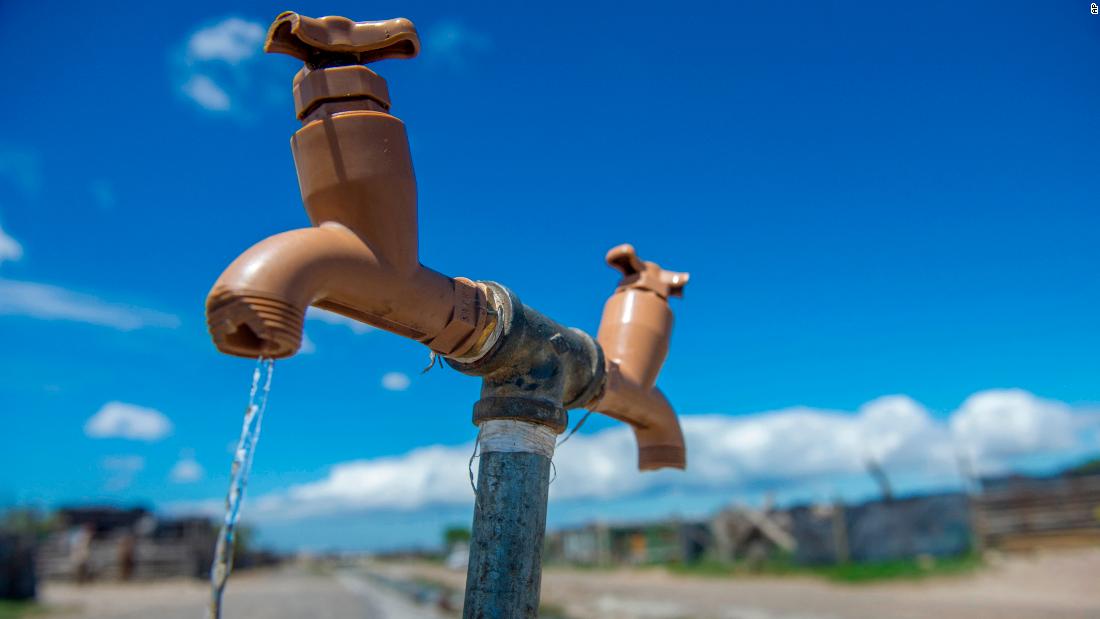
left=117, top=533, right=136, bottom=581
left=70, top=523, right=94, bottom=584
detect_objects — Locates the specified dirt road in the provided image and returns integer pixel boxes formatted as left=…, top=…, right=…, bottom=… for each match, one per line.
left=376, top=548, right=1100, bottom=619
left=37, top=549, right=1100, bottom=619
left=39, top=568, right=448, bottom=619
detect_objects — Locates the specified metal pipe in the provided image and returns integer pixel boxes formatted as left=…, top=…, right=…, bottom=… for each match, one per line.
left=463, top=419, right=556, bottom=619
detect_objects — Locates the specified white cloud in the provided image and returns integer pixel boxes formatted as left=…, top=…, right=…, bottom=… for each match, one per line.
left=306, top=307, right=375, bottom=334
left=0, top=222, right=22, bottom=264
left=170, top=453, right=205, bottom=483
left=176, top=17, right=269, bottom=115
left=0, top=278, right=179, bottom=330
left=182, top=74, right=231, bottom=111
left=187, top=18, right=265, bottom=63
left=381, top=372, right=411, bottom=392
left=190, top=389, right=1098, bottom=522
left=285, top=445, right=474, bottom=516
left=951, top=389, right=1077, bottom=467
left=85, top=402, right=173, bottom=441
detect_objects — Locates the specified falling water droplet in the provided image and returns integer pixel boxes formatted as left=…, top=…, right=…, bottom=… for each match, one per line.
left=207, top=357, right=274, bottom=619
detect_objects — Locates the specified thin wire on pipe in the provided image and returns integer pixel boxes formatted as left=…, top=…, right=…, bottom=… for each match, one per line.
left=421, top=351, right=440, bottom=374
left=468, top=409, right=587, bottom=493
left=557, top=410, right=593, bottom=447
left=468, top=427, right=482, bottom=493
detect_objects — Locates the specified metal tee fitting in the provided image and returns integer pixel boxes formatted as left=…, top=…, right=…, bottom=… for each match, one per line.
left=447, top=283, right=605, bottom=434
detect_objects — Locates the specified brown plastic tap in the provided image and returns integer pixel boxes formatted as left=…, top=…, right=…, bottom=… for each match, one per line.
left=206, top=13, right=493, bottom=360
left=589, top=244, right=690, bottom=470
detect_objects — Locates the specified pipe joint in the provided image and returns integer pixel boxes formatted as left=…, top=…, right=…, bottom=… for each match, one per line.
left=448, top=283, right=605, bottom=434
left=474, top=398, right=567, bottom=434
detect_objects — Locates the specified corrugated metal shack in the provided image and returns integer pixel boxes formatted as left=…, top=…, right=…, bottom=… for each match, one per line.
left=547, top=493, right=977, bottom=568
left=976, top=472, right=1100, bottom=551
left=790, top=493, right=974, bottom=565
left=545, top=468, right=1100, bottom=569
left=545, top=519, right=710, bottom=566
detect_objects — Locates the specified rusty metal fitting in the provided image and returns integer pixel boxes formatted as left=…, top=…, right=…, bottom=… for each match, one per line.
left=447, top=283, right=606, bottom=433
left=474, top=397, right=567, bottom=434
left=293, top=65, right=392, bottom=120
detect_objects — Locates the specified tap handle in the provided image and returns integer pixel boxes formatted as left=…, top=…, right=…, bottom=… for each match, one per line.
left=606, top=244, right=689, bottom=299
left=265, top=12, right=420, bottom=67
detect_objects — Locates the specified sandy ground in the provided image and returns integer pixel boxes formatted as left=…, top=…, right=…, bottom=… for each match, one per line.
left=38, top=568, right=448, bottom=619
left=36, top=549, right=1100, bottom=619
left=376, top=548, right=1100, bottom=619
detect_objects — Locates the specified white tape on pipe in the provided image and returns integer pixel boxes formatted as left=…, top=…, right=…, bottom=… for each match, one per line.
left=478, top=419, right=556, bottom=459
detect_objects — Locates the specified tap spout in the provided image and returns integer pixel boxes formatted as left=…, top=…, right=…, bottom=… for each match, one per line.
left=592, top=366, right=686, bottom=470
left=206, top=223, right=463, bottom=359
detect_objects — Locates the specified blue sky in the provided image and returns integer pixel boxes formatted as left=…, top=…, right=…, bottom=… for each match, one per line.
left=1, top=1, right=1098, bottom=550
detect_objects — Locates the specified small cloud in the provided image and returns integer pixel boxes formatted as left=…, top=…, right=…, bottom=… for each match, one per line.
left=0, top=278, right=180, bottom=330
left=422, top=20, right=492, bottom=72
left=381, top=372, right=411, bottom=391
left=187, top=18, right=265, bottom=63
left=175, top=17, right=281, bottom=119
left=0, top=222, right=23, bottom=265
left=170, top=451, right=205, bottom=483
left=102, top=455, right=145, bottom=491
left=86, top=402, right=173, bottom=441
left=306, top=307, right=375, bottom=335
left=89, top=179, right=117, bottom=210
left=182, top=74, right=231, bottom=111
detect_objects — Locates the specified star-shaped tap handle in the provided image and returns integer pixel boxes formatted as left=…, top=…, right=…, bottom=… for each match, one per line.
left=606, top=244, right=690, bottom=299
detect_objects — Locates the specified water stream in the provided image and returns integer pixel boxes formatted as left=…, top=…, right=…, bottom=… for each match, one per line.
left=207, top=358, right=275, bottom=619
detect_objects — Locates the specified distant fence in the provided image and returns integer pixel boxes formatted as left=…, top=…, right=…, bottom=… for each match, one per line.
left=790, top=493, right=973, bottom=565
left=36, top=535, right=212, bottom=581
left=976, top=474, right=1100, bottom=550
left=544, top=474, right=1100, bottom=569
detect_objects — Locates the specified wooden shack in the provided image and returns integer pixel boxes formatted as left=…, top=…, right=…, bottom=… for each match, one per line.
left=36, top=507, right=217, bottom=581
